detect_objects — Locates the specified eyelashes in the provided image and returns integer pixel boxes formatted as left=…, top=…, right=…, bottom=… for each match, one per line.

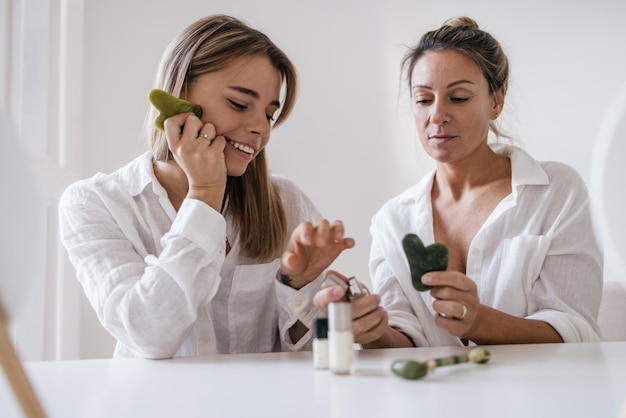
left=228, top=99, right=275, bottom=123
left=414, top=97, right=470, bottom=105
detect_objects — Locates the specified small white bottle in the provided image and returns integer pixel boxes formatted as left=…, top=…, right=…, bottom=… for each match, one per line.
left=313, top=317, right=329, bottom=370
left=328, top=302, right=355, bottom=375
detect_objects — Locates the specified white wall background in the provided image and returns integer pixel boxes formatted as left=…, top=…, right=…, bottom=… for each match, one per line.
left=4, top=0, right=625, bottom=359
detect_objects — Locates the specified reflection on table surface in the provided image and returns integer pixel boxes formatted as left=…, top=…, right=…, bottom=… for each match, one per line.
left=2, top=342, right=626, bottom=418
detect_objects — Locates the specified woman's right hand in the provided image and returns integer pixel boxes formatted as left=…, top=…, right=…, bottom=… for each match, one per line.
left=163, top=112, right=227, bottom=211
left=313, top=271, right=389, bottom=345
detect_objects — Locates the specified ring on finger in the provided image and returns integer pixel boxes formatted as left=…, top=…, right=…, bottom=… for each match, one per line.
left=455, top=304, right=467, bottom=320
left=199, top=133, right=213, bottom=145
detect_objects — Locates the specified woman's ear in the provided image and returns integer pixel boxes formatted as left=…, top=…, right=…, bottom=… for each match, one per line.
left=492, top=86, right=506, bottom=119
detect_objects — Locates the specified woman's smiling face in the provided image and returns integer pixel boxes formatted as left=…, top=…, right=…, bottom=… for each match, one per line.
left=410, top=49, right=502, bottom=164
left=185, top=54, right=282, bottom=177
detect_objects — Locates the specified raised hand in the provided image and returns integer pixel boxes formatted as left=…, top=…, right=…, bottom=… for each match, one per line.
left=280, top=220, right=354, bottom=289
left=163, top=113, right=227, bottom=211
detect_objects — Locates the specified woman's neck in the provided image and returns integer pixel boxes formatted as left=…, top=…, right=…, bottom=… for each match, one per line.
left=434, top=145, right=511, bottom=201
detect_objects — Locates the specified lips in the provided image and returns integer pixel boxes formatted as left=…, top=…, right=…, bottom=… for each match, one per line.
left=428, top=134, right=456, bottom=144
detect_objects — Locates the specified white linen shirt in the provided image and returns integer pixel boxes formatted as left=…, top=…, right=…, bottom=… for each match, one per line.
left=370, top=145, right=603, bottom=346
left=59, top=151, right=324, bottom=359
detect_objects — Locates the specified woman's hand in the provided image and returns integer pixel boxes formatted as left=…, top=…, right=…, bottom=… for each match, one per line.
left=422, top=271, right=480, bottom=338
left=314, top=271, right=388, bottom=345
left=280, top=220, right=355, bottom=289
left=163, top=113, right=227, bottom=211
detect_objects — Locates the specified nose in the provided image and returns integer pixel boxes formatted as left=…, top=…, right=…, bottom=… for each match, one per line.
left=248, top=110, right=271, bottom=136
left=429, top=99, right=450, bottom=125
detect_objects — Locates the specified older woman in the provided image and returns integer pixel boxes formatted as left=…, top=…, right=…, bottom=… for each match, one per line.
left=316, top=16, right=602, bottom=347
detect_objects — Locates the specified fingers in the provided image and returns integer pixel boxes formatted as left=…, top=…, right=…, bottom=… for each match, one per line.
left=163, top=113, right=202, bottom=148
left=289, top=221, right=315, bottom=249
left=280, top=219, right=355, bottom=285
left=352, top=296, right=388, bottom=345
left=433, top=299, right=468, bottom=320
left=330, top=220, right=356, bottom=249
left=422, top=270, right=474, bottom=292
left=313, top=285, right=387, bottom=345
left=198, top=124, right=217, bottom=142
left=313, top=285, right=347, bottom=309
left=426, top=271, right=479, bottom=337
left=354, top=309, right=388, bottom=345
left=163, top=113, right=225, bottom=151
left=288, top=220, right=354, bottom=251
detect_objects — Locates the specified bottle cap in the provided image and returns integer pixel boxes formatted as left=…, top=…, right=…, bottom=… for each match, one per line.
left=314, top=317, right=328, bottom=339
left=328, top=302, right=352, bottom=331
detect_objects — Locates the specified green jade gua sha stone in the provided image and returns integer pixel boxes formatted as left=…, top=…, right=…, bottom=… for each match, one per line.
left=149, top=89, right=203, bottom=131
left=402, top=233, right=449, bottom=291
left=391, top=347, right=491, bottom=380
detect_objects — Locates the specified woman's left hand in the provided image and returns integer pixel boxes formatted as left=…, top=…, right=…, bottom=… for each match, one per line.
left=279, top=220, right=355, bottom=289
left=422, top=271, right=480, bottom=337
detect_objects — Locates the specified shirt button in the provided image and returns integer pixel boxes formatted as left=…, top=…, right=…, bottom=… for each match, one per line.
left=294, top=299, right=303, bottom=308
left=201, top=336, right=210, bottom=344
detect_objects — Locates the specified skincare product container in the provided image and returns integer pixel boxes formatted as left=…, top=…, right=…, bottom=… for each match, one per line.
left=328, top=302, right=354, bottom=375
left=313, top=317, right=329, bottom=370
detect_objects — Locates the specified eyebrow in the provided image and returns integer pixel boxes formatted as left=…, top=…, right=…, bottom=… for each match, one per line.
left=412, top=79, right=476, bottom=90
left=227, top=86, right=281, bottom=108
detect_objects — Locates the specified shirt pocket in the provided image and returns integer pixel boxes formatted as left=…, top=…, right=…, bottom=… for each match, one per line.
left=228, top=259, right=280, bottom=353
left=492, top=235, right=551, bottom=315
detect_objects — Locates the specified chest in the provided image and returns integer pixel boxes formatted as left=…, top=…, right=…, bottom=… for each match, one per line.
left=432, top=190, right=510, bottom=272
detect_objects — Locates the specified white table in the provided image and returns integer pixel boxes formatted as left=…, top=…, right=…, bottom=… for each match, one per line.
left=2, top=342, right=626, bottom=418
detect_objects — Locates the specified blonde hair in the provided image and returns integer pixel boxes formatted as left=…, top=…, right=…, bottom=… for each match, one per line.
left=402, top=16, right=509, bottom=139
left=146, top=15, right=298, bottom=261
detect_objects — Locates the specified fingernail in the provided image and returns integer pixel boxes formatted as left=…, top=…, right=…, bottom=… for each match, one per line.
left=333, top=286, right=345, bottom=297
left=422, top=274, right=432, bottom=284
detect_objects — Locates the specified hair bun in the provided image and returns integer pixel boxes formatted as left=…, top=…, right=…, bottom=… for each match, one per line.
left=442, top=16, right=479, bottom=30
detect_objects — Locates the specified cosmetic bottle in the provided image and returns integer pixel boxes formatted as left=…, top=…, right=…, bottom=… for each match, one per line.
left=313, top=317, right=329, bottom=370
left=328, top=302, right=355, bottom=375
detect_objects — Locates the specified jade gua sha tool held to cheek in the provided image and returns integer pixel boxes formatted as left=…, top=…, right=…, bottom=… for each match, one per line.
left=402, top=233, right=449, bottom=291
left=149, top=89, right=203, bottom=131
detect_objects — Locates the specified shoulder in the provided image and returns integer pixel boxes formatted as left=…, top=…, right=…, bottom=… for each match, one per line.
left=506, top=145, right=588, bottom=197
left=270, top=173, right=302, bottom=195
left=270, top=174, right=321, bottom=221
left=507, top=147, right=591, bottom=215
left=60, top=172, right=110, bottom=208
left=60, top=153, right=152, bottom=209
left=541, top=160, right=587, bottom=189
left=374, top=172, right=433, bottom=220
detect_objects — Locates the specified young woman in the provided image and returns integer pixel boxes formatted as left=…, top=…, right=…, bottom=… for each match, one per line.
left=315, top=16, right=602, bottom=347
left=59, top=15, right=354, bottom=359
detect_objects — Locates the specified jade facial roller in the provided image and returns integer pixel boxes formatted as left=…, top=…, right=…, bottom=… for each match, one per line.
left=391, top=348, right=491, bottom=380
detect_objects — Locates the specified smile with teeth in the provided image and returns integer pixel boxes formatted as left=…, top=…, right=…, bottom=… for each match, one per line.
left=229, top=139, right=255, bottom=154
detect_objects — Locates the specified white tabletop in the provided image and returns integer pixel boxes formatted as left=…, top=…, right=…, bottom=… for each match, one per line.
left=2, top=342, right=626, bottom=418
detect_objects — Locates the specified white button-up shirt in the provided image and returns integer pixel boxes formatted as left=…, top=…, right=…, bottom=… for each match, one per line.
left=59, top=152, right=324, bottom=358
left=370, top=145, right=603, bottom=346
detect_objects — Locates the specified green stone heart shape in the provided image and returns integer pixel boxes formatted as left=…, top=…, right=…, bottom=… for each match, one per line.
left=402, top=233, right=448, bottom=291
left=149, top=89, right=203, bottom=131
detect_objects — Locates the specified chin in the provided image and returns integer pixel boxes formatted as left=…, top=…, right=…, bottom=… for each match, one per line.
left=226, top=165, right=249, bottom=177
